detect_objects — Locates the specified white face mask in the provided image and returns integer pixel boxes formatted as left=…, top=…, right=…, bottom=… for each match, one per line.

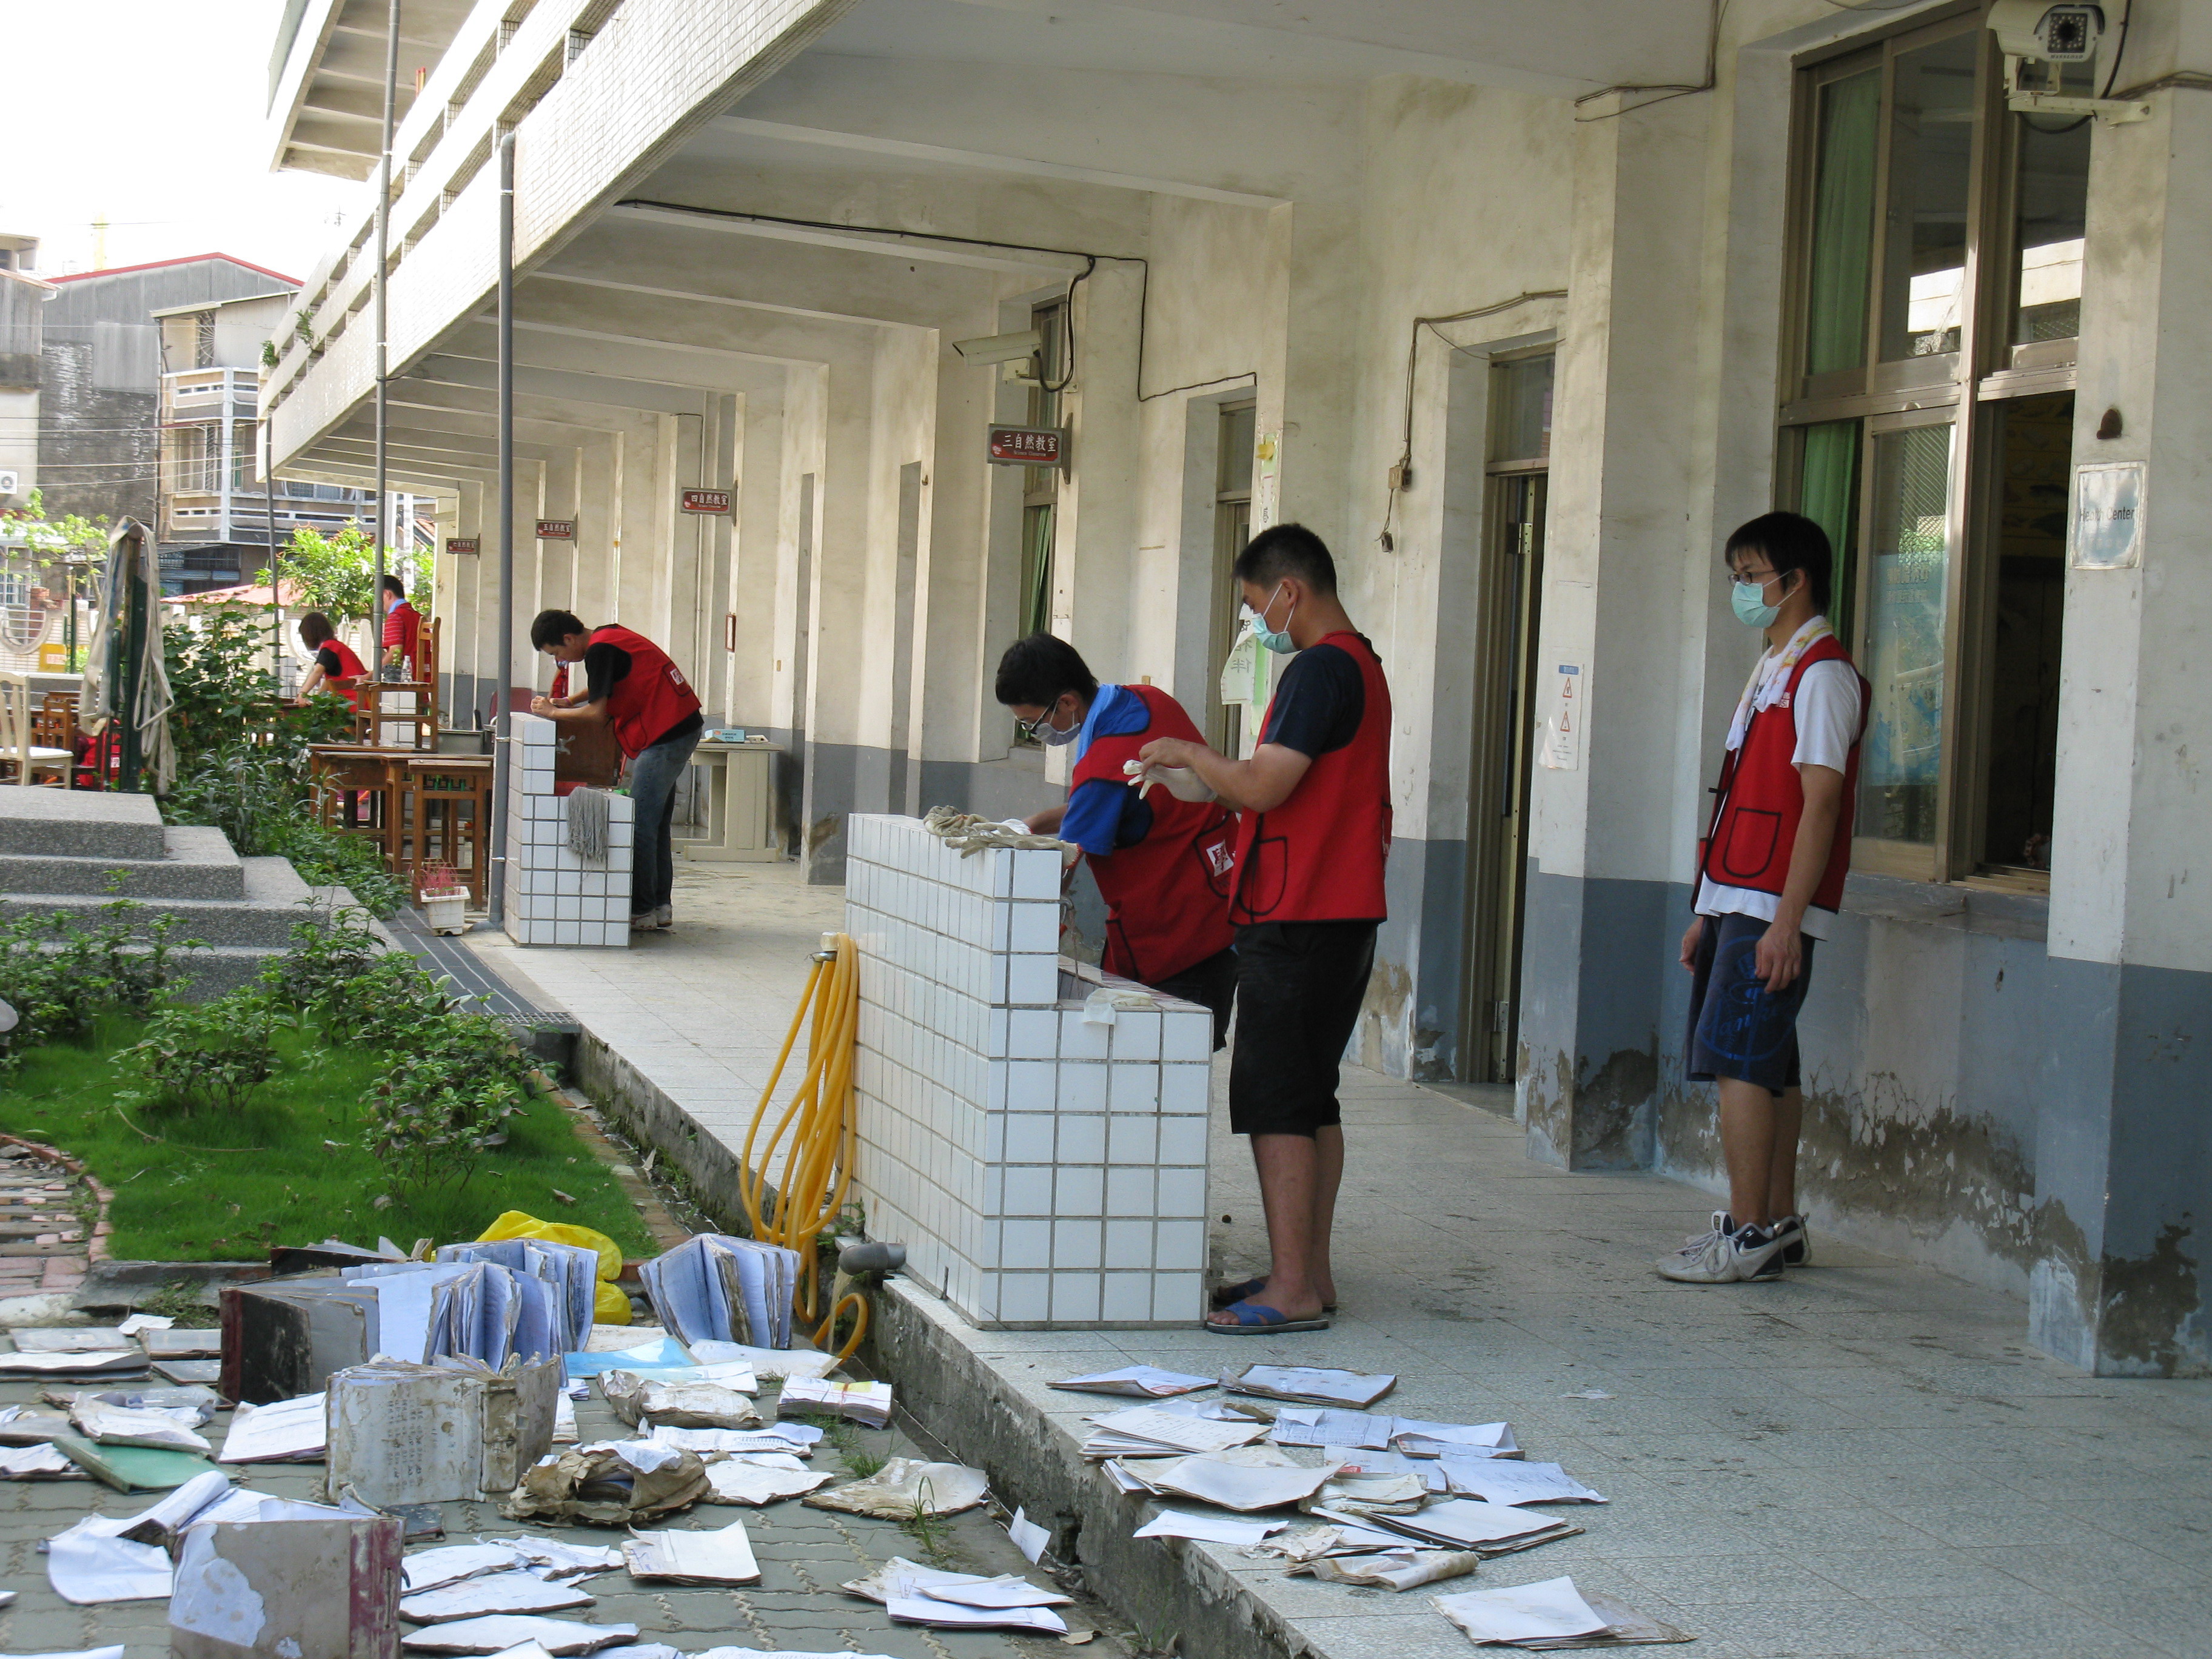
left=1021, top=697, right=1082, bottom=746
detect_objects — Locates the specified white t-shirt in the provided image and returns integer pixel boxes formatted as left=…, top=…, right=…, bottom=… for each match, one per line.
left=1694, top=638, right=1862, bottom=941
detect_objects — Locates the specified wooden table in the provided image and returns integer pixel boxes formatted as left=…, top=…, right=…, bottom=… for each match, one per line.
left=307, top=746, right=417, bottom=863
left=399, top=754, right=493, bottom=906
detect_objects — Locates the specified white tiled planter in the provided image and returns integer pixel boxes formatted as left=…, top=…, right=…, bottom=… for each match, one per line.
left=845, top=813, right=1212, bottom=1329
left=502, top=713, right=634, bottom=949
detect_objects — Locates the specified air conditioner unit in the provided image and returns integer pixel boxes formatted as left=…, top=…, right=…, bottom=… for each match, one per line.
left=0, top=471, right=19, bottom=497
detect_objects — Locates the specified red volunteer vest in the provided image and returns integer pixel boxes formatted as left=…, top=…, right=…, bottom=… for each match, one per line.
left=1230, top=631, right=1393, bottom=925
left=382, top=602, right=421, bottom=674
left=319, top=638, right=369, bottom=708
left=589, top=623, right=701, bottom=758
left=1700, top=634, right=1871, bottom=916
left=1070, top=685, right=1238, bottom=985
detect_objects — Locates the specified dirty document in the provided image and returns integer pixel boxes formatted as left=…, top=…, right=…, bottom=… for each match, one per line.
left=218, top=1395, right=327, bottom=1463
left=1081, top=1406, right=1269, bottom=1457
left=1309, top=1548, right=1481, bottom=1590
left=700, top=1453, right=835, bottom=1506
left=622, top=1518, right=761, bottom=1584
left=45, top=1518, right=173, bottom=1604
left=400, top=1570, right=594, bottom=1623
left=1131, top=1509, right=1289, bottom=1547
left=1051, top=1366, right=1216, bottom=1398
left=1436, top=1459, right=1606, bottom=1506
left=600, top=1370, right=760, bottom=1430
left=776, top=1375, right=892, bottom=1428
left=402, top=1543, right=526, bottom=1593
left=805, top=1456, right=988, bottom=1518
left=400, top=1615, right=640, bottom=1654
left=1221, top=1366, right=1396, bottom=1407
left=885, top=1595, right=1068, bottom=1634
left=1139, top=1453, right=1339, bottom=1512
left=1431, top=1576, right=1610, bottom=1644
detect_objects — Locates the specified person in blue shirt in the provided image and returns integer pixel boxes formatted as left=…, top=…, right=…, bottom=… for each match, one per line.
left=997, top=634, right=1238, bottom=1045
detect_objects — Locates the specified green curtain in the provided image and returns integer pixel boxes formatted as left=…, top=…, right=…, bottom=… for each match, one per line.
left=1799, top=418, right=1860, bottom=637
left=1020, top=504, right=1054, bottom=637
left=1805, top=70, right=1879, bottom=377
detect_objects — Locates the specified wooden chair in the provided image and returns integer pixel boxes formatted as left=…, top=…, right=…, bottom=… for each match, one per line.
left=352, top=681, right=437, bottom=751
left=418, top=615, right=442, bottom=733
left=0, top=674, right=72, bottom=786
left=32, top=692, right=77, bottom=754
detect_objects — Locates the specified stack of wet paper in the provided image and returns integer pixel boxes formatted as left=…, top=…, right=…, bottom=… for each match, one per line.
left=1269, top=1407, right=1520, bottom=1460
left=776, top=1376, right=893, bottom=1428
left=1080, top=1405, right=1270, bottom=1460
left=0, top=1329, right=148, bottom=1379
left=1330, top=1495, right=1582, bottom=1555
left=622, top=1518, right=760, bottom=1584
left=843, top=1557, right=1073, bottom=1635
left=435, top=1238, right=601, bottom=1353
left=1112, top=1444, right=1341, bottom=1511
left=1221, top=1364, right=1396, bottom=1407
left=638, top=1235, right=803, bottom=1349
left=1050, top=1365, right=1216, bottom=1398
left=1432, top=1575, right=1692, bottom=1647
left=640, top=1421, right=833, bottom=1505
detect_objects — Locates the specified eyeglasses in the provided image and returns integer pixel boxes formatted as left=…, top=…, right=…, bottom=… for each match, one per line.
left=1016, top=701, right=1065, bottom=742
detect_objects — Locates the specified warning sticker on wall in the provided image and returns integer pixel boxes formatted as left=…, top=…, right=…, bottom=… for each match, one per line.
left=1540, top=662, right=1584, bottom=771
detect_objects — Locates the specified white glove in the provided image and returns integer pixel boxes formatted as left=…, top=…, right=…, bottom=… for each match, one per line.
left=1124, top=758, right=1218, bottom=803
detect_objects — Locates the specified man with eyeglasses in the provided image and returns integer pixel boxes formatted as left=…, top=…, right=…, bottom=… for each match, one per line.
left=1663, top=511, right=1868, bottom=1285
left=996, top=633, right=1239, bottom=1047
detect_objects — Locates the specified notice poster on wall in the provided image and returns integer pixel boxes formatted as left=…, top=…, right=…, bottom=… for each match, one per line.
left=1540, top=662, right=1584, bottom=771
left=2069, top=461, right=2144, bottom=569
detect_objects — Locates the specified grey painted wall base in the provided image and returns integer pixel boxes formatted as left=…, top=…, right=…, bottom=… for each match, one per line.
left=1517, top=863, right=2210, bottom=1377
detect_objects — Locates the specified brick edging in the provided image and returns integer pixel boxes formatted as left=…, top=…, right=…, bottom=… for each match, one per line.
left=0, top=1133, right=112, bottom=1263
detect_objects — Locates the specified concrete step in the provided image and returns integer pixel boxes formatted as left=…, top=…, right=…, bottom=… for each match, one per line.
left=0, top=825, right=246, bottom=899
left=0, top=789, right=167, bottom=860
left=0, top=857, right=319, bottom=949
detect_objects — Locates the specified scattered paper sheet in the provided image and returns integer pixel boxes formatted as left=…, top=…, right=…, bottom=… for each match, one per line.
left=1085, top=1407, right=1269, bottom=1456
left=115, top=1315, right=173, bottom=1338
left=622, top=1520, right=760, bottom=1584
left=400, top=1616, right=639, bottom=1655
left=45, top=1517, right=174, bottom=1604
left=0, top=1350, right=147, bottom=1377
left=647, top=1424, right=820, bottom=1458
left=403, top=1543, right=525, bottom=1593
left=0, top=1443, right=83, bottom=1479
left=1131, top=1510, right=1289, bottom=1547
left=885, top=1595, right=1067, bottom=1634
left=777, top=1376, right=892, bottom=1428
left=1366, top=1498, right=1579, bottom=1554
left=686, top=1341, right=840, bottom=1380
left=840, top=1557, right=1002, bottom=1605
left=1008, top=1506, right=1050, bottom=1563
left=491, top=1537, right=622, bottom=1579
left=1392, top=1418, right=1517, bottom=1457
left=1051, top=1366, right=1216, bottom=1398
left=1142, top=1455, right=1339, bottom=1512
left=69, top=1405, right=211, bottom=1454
left=107, top=1470, right=237, bottom=1546
left=600, top=1372, right=760, bottom=1430
left=400, top=1570, right=594, bottom=1623
left=0, top=1648, right=124, bottom=1659
left=702, top=1455, right=835, bottom=1506
left=1222, top=1366, right=1395, bottom=1407
left=13, top=1330, right=136, bottom=1354
left=1256, top=1520, right=1410, bottom=1563
left=1432, top=1577, right=1609, bottom=1644
left=920, top=1577, right=1071, bottom=1609
left=218, top=1395, right=327, bottom=1463
left=1270, top=1409, right=1395, bottom=1449
left=142, top=1328, right=224, bottom=1358
left=1438, top=1460, right=1606, bottom=1506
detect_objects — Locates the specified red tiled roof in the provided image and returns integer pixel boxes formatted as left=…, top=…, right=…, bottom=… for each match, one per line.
left=49, top=253, right=302, bottom=287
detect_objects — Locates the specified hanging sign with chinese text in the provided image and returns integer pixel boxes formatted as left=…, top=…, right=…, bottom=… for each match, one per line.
left=681, top=489, right=732, bottom=515
left=445, top=537, right=480, bottom=555
left=535, top=520, right=575, bottom=540
left=987, top=425, right=1067, bottom=467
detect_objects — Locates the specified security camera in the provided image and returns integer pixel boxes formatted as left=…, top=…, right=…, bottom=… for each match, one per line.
left=951, top=329, right=1042, bottom=366
left=1989, top=2, right=2103, bottom=64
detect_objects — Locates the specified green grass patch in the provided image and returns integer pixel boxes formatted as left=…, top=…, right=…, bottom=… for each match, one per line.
left=0, top=1014, right=654, bottom=1262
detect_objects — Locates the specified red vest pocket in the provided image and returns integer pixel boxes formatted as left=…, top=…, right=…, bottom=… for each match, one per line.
left=1720, top=808, right=1781, bottom=882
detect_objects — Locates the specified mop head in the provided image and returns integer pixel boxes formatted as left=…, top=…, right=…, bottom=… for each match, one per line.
left=566, top=786, right=614, bottom=862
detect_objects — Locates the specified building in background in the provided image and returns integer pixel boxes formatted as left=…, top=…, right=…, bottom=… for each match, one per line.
left=261, top=0, right=2211, bottom=1377
left=153, top=287, right=392, bottom=592
left=0, top=236, right=50, bottom=516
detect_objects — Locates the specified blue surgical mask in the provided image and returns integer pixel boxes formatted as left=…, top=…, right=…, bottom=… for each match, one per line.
left=1731, top=571, right=1789, bottom=630
left=1251, top=582, right=1298, bottom=654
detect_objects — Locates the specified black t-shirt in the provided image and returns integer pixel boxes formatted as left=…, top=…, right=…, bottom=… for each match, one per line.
left=315, top=645, right=346, bottom=677
left=1259, top=641, right=1367, bottom=758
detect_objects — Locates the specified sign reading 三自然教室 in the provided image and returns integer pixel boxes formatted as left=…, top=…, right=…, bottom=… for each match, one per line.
left=2070, top=461, right=2145, bottom=570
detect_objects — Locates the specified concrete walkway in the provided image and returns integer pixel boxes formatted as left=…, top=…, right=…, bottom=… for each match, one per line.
left=474, top=862, right=2212, bottom=1659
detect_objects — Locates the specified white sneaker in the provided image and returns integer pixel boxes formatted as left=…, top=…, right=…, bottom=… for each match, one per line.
left=1681, top=1210, right=1731, bottom=1251
left=1771, top=1213, right=1811, bottom=1267
left=629, top=912, right=658, bottom=931
left=654, top=904, right=672, bottom=929
left=1658, top=1221, right=1785, bottom=1283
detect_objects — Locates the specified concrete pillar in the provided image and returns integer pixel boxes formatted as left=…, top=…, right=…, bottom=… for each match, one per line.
left=1517, top=89, right=1709, bottom=1170
left=2028, top=62, right=2212, bottom=1377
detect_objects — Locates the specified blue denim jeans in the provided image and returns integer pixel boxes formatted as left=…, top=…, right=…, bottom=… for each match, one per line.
left=625, top=723, right=701, bottom=917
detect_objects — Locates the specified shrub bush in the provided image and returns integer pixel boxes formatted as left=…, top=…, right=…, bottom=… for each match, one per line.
left=366, top=998, right=540, bottom=1193
left=115, top=993, right=290, bottom=1116
left=260, top=907, right=387, bottom=1015
left=0, top=900, right=187, bottom=1065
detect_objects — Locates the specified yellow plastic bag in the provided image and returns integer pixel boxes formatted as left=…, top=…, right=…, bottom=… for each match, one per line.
left=477, top=1210, right=633, bottom=1327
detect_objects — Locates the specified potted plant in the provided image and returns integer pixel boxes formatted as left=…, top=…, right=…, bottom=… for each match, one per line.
left=418, top=861, right=468, bottom=936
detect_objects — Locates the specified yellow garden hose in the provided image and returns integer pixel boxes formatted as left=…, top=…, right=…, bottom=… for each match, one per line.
left=737, top=932, right=870, bottom=1364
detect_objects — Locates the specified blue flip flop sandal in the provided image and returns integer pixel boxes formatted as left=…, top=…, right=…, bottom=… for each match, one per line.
left=1210, top=1277, right=1337, bottom=1313
left=1205, top=1299, right=1331, bottom=1335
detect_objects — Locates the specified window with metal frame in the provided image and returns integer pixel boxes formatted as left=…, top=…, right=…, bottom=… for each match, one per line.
left=1779, top=8, right=2083, bottom=883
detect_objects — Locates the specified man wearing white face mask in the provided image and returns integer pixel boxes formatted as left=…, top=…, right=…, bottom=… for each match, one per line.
left=1137, top=523, right=1392, bottom=1335
left=1663, top=511, right=1868, bottom=1285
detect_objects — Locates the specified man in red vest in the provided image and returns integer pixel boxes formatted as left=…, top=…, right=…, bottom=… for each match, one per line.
left=1663, top=512, right=1868, bottom=1285
left=994, top=633, right=1238, bottom=1045
left=379, top=574, right=422, bottom=679
left=528, top=610, right=703, bottom=932
left=1138, top=523, right=1392, bottom=1335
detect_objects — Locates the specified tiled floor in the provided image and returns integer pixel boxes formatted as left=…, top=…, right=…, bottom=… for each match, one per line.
left=474, top=861, right=2212, bottom=1659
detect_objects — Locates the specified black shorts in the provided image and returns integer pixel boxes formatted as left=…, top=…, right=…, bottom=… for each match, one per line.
left=1228, top=920, right=1376, bottom=1138
left=1148, top=947, right=1236, bottom=1052
left=1686, top=911, right=1817, bottom=1097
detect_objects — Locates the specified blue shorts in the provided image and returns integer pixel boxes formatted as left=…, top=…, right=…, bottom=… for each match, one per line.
left=1686, top=911, right=1815, bottom=1096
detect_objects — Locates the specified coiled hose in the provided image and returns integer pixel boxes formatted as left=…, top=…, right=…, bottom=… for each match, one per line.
left=737, top=932, right=870, bottom=1364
